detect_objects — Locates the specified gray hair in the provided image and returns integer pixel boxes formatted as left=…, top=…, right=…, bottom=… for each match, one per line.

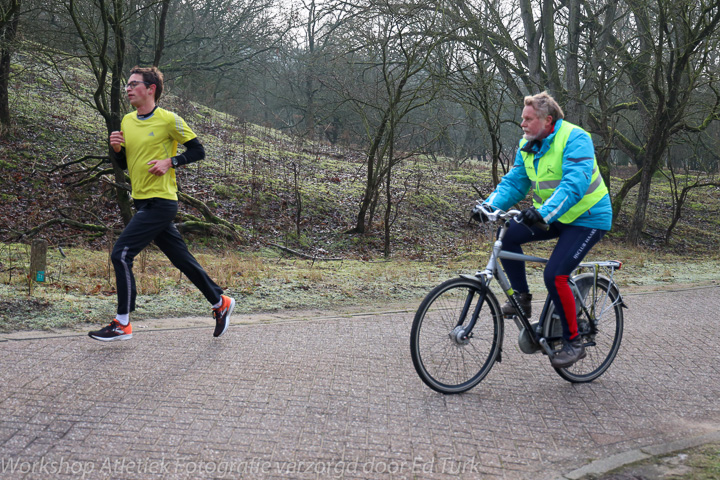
left=524, top=91, right=564, bottom=122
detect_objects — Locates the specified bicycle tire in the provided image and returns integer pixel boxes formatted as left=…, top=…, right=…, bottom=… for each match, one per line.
left=543, top=274, right=623, bottom=383
left=410, top=277, right=503, bottom=394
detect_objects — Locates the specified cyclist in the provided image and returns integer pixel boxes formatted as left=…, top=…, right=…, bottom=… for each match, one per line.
left=475, top=92, right=612, bottom=368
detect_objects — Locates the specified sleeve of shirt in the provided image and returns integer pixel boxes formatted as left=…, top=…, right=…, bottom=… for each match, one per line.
left=110, top=117, right=128, bottom=170
left=538, top=128, right=596, bottom=223
left=484, top=147, right=531, bottom=211
left=169, top=113, right=197, bottom=144
left=173, top=138, right=205, bottom=166
left=111, top=147, right=128, bottom=170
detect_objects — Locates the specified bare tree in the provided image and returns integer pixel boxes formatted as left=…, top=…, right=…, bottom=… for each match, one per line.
left=441, top=20, right=517, bottom=186
left=149, top=0, right=286, bottom=113
left=152, top=0, right=170, bottom=66
left=49, top=0, right=135, bottom=223
left=661, top=136, right=720, bottom=242
left=328, top=1, right=442, bottom=238
left=262, top=0, right=360, bottom=138
left=21, top=0, right=238, bottom=239
left=594, top=0, right=720, bottom=243
left=447, top=0, right=720, bottom=245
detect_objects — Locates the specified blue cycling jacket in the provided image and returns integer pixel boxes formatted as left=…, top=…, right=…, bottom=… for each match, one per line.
left=484, top=119, right=612, bottom=230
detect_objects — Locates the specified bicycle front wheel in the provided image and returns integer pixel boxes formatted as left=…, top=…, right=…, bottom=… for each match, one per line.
left=410, top=277, right=503, bottom=394
left=545, top=275, right=624, bottom=383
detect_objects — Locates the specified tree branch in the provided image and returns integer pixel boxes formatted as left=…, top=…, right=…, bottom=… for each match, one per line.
left=17, top=218, right=119, bottom=241
left=266, top=242, right=343, bottom=261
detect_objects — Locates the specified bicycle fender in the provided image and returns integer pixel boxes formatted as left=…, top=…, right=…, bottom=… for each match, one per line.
left=459, top=274, right=487, bottom=290
left=572, top=273, right=627, bottom=309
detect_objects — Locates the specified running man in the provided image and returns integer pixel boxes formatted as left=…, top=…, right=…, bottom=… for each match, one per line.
left=89, top=66, right=235, bottom=341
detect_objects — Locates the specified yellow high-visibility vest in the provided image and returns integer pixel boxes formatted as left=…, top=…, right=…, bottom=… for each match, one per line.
left=520, top=120, right=608, bottom=223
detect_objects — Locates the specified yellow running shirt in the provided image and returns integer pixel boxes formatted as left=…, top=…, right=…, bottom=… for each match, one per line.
left=120, top=107, right=196, bottom=200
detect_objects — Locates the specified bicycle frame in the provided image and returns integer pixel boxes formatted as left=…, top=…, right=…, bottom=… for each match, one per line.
left=469, top=216, right=555, bottom=355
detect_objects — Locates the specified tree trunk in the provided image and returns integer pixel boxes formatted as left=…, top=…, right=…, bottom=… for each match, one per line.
left=627, top=166, right=655, bottom=244
left=519, top=0, right=542, bottom=88
left=350, top=200, right=369, bottom=234
left=0, top=0, right=20, bottom=127
left=541, top=0, right=561, bottom=98
left=106, top=59, right=132, bottom=224
left=348, top=109, right=391, bottom=234
left=108, top=0, right=132, bottom=224
left=491, top=135, right=501, bottom=188
left=303, top=0, right=317, bottom=139
left=153, top=0, right=170, bottom=67
left=0, top=31, right=14, bottom=126
left=304, top=72, right=315, bottom=138
left=384, top=145, right=393, bottom=257
left=611, top=168, right=642, bottom=229
left=564, top=0, right=582, bottom=122
left=595, top=146, right=612, bottom=196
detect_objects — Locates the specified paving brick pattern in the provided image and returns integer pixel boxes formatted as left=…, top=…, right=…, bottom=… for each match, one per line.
left=1, top=286, right=719, bottom=479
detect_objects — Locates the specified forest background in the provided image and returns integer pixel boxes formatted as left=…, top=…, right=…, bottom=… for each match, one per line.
left=1, top=0, right=719, bottom=332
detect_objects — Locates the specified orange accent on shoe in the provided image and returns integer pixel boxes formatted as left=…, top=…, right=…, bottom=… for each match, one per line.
left=212, top=295, right=235, bottom=338
left=89, top=319, right=133, bottom=341
left=111, top=319, right=132, bottom=334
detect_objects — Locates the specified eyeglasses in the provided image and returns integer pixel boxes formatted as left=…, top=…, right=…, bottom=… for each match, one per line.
left=125, top=81, right=151, bottom=90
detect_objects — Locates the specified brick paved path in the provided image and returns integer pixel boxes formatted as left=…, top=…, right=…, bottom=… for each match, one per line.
left=1, top=286, right=719, bottom=479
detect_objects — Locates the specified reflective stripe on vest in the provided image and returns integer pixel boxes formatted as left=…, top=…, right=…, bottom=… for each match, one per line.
left=521, top=120, right=608, bottom=224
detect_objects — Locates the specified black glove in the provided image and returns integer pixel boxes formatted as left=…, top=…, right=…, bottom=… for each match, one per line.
left=471, top=204, right=492, bottom=223
left=518, top=207, right=544, bottom=227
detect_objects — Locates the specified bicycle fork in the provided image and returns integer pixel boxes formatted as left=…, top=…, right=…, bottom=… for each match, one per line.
left=451, top=279, right=489, bottom=345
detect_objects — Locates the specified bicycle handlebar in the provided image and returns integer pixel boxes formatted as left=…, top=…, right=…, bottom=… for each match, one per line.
left=474, top=203, right=549, bottom=230
left=473, top=204, right=518, bottom=222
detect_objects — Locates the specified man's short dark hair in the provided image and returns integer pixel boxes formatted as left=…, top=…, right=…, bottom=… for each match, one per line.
left=130, top=65, right=164, bottom=101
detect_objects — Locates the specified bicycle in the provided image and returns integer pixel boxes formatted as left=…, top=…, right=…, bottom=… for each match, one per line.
left=410, top=206, right=627, bottom=394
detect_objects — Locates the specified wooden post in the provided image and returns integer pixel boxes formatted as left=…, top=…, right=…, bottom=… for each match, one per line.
left=30, top=239, right=47, bottom=282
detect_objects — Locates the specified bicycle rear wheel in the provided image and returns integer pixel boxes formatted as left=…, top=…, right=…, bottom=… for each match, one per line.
left=544, top=274, right=623, bottom=383
left=410, top=277, right=503, bottom=394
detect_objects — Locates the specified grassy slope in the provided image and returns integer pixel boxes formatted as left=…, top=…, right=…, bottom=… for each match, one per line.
left=1, top=54, right=719, bottom=333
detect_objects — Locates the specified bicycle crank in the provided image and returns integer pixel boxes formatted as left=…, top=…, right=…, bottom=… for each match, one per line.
left=538, top=337, right=555, bottom=357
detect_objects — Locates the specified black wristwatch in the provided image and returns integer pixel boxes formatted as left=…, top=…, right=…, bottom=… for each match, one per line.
left=171, top=157, right=179, bottom=168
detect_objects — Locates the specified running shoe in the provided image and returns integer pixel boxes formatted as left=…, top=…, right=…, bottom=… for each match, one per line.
left=88, top=320, right=132, bottom=342
left=212, top=295, right=235, bottom=337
